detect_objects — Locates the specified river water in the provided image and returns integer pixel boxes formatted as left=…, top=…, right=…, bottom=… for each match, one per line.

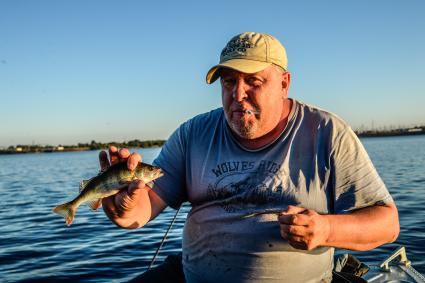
left=0, top=136, right=424, bottom=282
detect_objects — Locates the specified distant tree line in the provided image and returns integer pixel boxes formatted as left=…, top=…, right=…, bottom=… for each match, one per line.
left=0, top=139, right=166, bottom=154
left=355, top=125, right=425, bottom=137
left=85, top=139, right=166, bottom=150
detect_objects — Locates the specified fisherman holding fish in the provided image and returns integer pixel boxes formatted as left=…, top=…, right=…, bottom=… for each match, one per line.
left=98, top=32, right=399, bottom=282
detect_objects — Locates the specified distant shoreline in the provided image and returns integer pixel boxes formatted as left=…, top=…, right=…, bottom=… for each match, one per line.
left=0, top=139, right=166, bottom=155
left=356, top=127, right=425, bottom=138
left=1, top=128, right=425, bottom=155
left=358, top=132, right=425, bottom=138
left=0, top=146, right=163, bottom=155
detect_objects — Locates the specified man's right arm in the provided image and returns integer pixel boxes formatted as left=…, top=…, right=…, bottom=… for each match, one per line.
left=99, top=147, right=168, bottom=229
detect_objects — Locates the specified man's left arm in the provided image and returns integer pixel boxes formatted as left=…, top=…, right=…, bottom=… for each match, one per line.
left=278, top=203, right=399, bottom=251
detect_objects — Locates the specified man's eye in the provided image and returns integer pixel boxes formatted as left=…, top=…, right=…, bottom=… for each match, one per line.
left=222, top=79, right=235, bottom=86
left=247, top=78, right=262, bottom=86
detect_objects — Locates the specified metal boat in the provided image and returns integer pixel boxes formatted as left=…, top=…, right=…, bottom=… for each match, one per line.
left=363, top=246, right=425, bottom=282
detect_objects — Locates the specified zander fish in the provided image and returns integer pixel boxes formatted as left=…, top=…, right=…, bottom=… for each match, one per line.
left=53, top=162, right=163, bottom=226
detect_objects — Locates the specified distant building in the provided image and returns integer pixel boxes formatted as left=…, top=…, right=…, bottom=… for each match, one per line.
left=16, top=147, right=22, bottom=152
left=57, top=146, right=64, bottom=151
left=407, top=128, right=422, bottom=133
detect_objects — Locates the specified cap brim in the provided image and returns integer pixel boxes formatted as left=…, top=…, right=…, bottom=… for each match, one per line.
left=206, top=59, right=272, bottom=84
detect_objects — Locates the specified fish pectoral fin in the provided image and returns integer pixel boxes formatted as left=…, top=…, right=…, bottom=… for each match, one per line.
left=87, top=198, right=103, bottom=211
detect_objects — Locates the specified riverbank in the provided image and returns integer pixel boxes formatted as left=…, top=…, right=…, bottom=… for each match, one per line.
left=0, top=139, right=166, bottom=155
left=355, top=126, right=425, bottom=138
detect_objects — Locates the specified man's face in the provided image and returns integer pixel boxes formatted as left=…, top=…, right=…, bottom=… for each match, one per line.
left=220, top=65, right=290, bottom=140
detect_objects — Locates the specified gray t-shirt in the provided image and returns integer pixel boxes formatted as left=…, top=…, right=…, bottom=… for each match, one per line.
left=153, top=99, right=393, bottom=283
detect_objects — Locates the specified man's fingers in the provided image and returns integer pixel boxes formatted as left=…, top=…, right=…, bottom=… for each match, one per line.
left=108, top=147, right=141, bottom=170
left=99, top=150, right=110, bottom=171
left=128, top=180, right=147, bottom=194
left=278, top=208, right=324, bottom=251
left=109, top=146, right=134, bottom=165
left=119, top=148, right=131, bottom=160
left=278, top=213, right=309, bottom=226
left=127, top=152, right=142, bottom=170
left=280, top=224, right=306, bottom=237
left=278, top=205, right=309, bottom=225
left=280, top=228, right=308, bottom=250
left=281, top=205, right=307, bottom=215
left=109, top=146, right=119, bottom=164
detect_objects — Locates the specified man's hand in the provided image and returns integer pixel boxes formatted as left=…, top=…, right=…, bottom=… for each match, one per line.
left=278, top=205, right=330, bottom=251
left=99, top=146, right=141, bottom=172
left=99, top=146, right=150, bottom=228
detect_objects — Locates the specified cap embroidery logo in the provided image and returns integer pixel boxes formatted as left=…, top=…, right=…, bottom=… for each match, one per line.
left=221, top=36, right=253, bottom=58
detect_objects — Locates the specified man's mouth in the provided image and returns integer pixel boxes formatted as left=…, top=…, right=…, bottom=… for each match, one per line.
left=234, top=109, right=260, bottom=115
left=245, top=109, right=260, bottom=115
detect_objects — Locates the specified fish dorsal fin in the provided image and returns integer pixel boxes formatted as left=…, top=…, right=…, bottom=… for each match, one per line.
left=79, top=179, right=91, bottom=192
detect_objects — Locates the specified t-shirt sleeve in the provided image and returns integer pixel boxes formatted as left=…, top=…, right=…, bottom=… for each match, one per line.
left=151, top=122, right=189, bottom=209
left=331, top=127, right=394, bottom=213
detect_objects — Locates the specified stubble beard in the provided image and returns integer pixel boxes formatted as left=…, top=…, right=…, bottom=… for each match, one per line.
left=228, top=116, right=258, bottom=139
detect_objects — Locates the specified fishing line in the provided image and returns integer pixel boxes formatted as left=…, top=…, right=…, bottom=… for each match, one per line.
left=148, top=206, right=181, bottom=270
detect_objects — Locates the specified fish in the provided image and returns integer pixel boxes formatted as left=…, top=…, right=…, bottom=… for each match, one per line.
left=53, top=162, right=163, bottom=226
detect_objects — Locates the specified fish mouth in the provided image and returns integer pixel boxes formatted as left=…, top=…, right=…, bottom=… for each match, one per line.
left=156, top=172, right=164, bottom=179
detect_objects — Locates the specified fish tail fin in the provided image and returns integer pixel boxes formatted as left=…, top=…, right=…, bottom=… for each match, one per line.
left=53, top=201, right=77, bottom=226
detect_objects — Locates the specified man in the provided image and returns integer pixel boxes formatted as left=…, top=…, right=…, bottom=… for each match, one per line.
left=99, top=32, right=399, bottom=282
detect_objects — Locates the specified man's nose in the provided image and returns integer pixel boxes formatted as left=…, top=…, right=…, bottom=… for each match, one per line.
left=232, top=80, right=248, bottom=102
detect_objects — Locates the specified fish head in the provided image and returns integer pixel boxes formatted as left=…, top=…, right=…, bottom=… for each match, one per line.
left=134, top=162, right=164, bottom=183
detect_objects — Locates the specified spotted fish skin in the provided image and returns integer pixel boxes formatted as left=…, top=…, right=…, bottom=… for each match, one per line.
left=53, top=162, right=163, bottom=226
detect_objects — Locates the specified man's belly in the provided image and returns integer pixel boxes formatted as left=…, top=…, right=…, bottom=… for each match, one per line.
left=182, top=206, right=333, bottom=283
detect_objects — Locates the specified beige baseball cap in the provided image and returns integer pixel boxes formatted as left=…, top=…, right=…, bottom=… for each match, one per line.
left=206, top=32, right=287, bottom=84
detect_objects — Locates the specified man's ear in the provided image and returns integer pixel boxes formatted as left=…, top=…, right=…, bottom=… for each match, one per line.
left=282, top=72, right=291, bottom=91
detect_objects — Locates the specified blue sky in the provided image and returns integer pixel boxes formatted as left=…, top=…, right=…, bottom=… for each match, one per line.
left=0, top=1, right=424, bottom=147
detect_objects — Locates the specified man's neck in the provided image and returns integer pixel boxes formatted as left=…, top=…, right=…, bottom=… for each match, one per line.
left=234, top=99, right=293, bottom=150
